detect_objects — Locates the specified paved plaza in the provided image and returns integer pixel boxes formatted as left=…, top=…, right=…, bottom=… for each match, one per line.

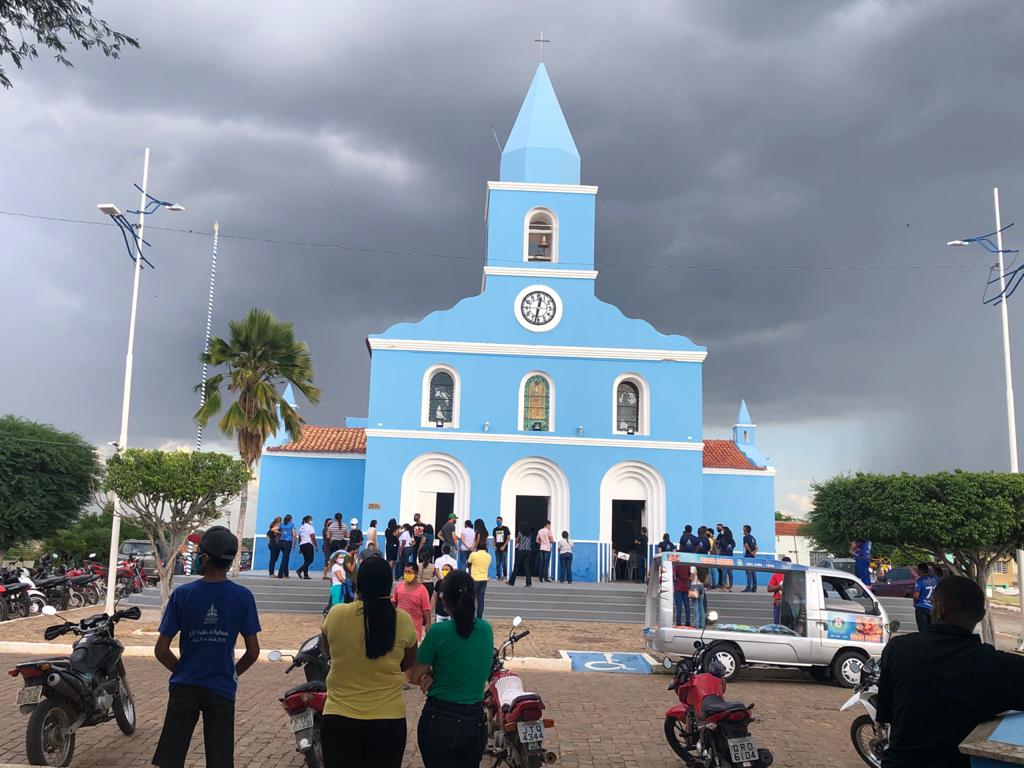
left=0, top=655, right=866, bottom=768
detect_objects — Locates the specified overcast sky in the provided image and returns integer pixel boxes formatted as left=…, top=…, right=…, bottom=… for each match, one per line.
left=3, top=0, right=1024, bottom=521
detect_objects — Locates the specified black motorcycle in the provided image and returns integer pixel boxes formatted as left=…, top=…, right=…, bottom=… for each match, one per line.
left=9, top=605, right=140, bottom=766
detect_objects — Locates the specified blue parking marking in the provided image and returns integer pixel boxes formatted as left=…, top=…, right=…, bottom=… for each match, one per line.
left=563, top=651, right=652, bottom=674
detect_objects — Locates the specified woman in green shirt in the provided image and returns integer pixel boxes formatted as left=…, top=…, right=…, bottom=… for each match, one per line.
left=411, top=569, right=494, bottom=768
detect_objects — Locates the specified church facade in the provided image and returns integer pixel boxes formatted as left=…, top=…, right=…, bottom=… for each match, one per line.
left=253, top=64, right=777, bottom=580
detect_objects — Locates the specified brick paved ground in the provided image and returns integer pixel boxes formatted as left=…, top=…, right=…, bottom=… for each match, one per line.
left=0, top=655, right=863, bottom=768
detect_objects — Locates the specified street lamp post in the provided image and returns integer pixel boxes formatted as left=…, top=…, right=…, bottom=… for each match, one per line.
left=98, top=149, right=184, bottom=614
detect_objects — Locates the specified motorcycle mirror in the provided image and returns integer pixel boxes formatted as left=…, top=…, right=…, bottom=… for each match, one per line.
left=88, top=553, right=96, bottom=559
left=662, top=657, right=673, bottom=670
left=41, top=605, right=57, bottom=616
left=694, top=640, right=704, bottom=649
left=889, top=619, right=901, bottom=633
left=512, top=616, right=523, bottom=628
left=120, top=606, right=141, bottom=620
left=267, top=650, right=283, bottom=662
left=706, top=610, right=719, bottom=623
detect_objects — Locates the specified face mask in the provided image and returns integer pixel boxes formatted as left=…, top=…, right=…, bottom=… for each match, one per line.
left=404, top=573, right=416, bottom=583
left=441, top=567, right=452, bottom=577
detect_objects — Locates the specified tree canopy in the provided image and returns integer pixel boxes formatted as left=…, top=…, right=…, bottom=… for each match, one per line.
left=0, top=0, right=138, bottom=88
left=0, top=414, right=102, bottom=557
left=103, top=449, right=248, bottom=605
left=42, top=503, right=146, bottom=563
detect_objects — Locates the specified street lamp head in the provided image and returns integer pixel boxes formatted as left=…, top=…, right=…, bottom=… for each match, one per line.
left=166, top=203, right=186, bottom=212
left=947, top=240, right=970, bottom=247
left=97, top=203, right=121, bottom=217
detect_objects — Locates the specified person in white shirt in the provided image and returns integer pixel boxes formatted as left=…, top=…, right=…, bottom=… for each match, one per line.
left=459, top=521, right=476, bottom=570
left=434, top=545, right=458, bottom=576
left=396, top=524, right=415, bottom=578
left=328, top=550, right=347, bottom=604
left=557, top=530, right=574, bottom=584
left=296, top=515, right=317, bottom=580
left=536, top=520, right=554, bottom=583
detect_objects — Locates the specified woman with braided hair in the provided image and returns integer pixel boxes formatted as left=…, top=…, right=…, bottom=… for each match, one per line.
left=411, top=569, right=493, bottom=767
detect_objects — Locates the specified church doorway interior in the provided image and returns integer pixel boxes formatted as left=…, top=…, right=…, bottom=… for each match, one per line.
left=416, top=491, right=454, bottom=558
left=612, top=499, right=645, bottom=580
left=515, top=495, right=549, bottom=578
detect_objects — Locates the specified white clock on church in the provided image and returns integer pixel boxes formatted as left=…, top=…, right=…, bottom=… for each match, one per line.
left=514, top=285, right=563, bottom=332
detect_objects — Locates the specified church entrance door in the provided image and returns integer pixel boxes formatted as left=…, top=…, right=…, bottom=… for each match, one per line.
left=515, top=495, right=549, bottom=539
left=612, top=499, right=645, bottom=580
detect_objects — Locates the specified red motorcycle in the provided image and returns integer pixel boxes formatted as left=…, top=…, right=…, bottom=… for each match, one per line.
left=269, top=635, right=329, bottom=768
left=484, top=616, right=557, bottom=767
left=663, top=611, right=773, bottom=767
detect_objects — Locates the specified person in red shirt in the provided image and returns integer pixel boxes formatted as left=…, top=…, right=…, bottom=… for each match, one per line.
left=672, top=561, right=691, bottom=626
left=392, top=563, right=432, bottom=641
left=767, top=556, right=791, bottom=625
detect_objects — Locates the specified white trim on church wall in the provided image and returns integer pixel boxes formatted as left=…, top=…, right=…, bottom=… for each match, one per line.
left=367, top=338, right=708, bottom=363
left=499, top=457, right=570, bottom=552
left=365, top=428, right=701, bottom=452
left=487, top=181, right=598, bottom=196
left=611, top=372, right=651, bottom=436
left=516, top=371, right=555, bottom=432
left=420, top=364, right=461, bottom=429
left=702, top=467, right=777, bottom=477
left=399, top=452, right=471, bottom=526
left=483, top=266, right=598, bottom=280
left=513, top=284, right=564, bottom=333
left=599, top=461, right=667, bottom=546
left=522, top=207, right=559, bottom=264
left=261, top=451, right=365, bottom=460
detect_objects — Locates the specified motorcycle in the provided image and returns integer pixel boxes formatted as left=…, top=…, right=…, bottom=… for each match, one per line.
left=0, top=567, right=48, bottom=618
left=10, top=604, right=140, bottom=766
left=663, top=610, right=774, bottom=767
left=269, top=635, right=329, bottom=768
left=484, top=616, right=557, bottom=767
left=841, top=658, right=887, bottom=767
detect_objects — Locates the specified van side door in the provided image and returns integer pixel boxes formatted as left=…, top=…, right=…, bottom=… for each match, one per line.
left=812, top=573, right=885, bottom=664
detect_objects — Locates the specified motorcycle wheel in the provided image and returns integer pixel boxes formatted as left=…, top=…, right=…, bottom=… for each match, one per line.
left=663, top=717, right=694, bottom=761
left=26, top=596, right=46, bottom=618
left=0, top=597, right=9, bottom=622
left=304, top=713, right=323, bottom=768
left=82, top=586, right=99, bottom=606
left=850, top=714, right=885, bottom=768
left=26, top=698, right=76, bottom=767
left=113, top=677, right=136, bottom=735
left=66, top=590, right=85, bottom=610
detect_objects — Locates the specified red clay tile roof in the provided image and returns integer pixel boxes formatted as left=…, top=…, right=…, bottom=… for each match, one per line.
left=266, top=426, right=366, bottom=454
left=775, top=521, right=809, bottom=537
left=702, top=439, right=761, bottom=470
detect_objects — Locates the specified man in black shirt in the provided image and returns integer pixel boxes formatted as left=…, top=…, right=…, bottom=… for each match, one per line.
left=633, top=526, right=649, bottom=583
left=877, top=575, right=1024, bottom=768
left=492, top=516, right=511, bottom=582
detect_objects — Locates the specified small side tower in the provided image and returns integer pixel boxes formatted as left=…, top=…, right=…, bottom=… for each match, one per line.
left=732, top=400, right=768, bottom=467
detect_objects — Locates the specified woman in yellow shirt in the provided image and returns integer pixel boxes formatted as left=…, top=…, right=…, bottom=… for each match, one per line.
left=466, top=542, right=492, bottom=618
left=320, top=556, right=417, bottom=768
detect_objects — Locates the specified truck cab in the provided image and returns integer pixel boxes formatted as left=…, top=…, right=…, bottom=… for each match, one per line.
left=644, top=551, right=901, bottom=687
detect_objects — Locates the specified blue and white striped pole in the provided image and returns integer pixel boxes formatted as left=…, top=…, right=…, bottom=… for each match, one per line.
left=196, top=220, right=219, bottom=451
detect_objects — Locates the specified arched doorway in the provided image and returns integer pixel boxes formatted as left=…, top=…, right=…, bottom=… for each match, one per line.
left=499, top=457, right=570, bottom=579
left=400, top=453, right=471, bottom=535
left=599, top=461, right=665, bottom=581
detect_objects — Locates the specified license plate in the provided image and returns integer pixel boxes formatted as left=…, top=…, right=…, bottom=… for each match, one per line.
left=728, top=736, right=758, bottom=763
left=17, top=686, right=42, bottom=706
left=517, top=720, right=545, bottom=747
left=290, top=709, right=314, bottom=733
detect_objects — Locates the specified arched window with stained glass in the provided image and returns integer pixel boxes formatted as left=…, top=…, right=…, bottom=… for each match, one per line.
left=428, top=371, right=455, bottom=425
left=616, top=380, right=640, bottom=433
left=522, top=375, right=551, bottom=431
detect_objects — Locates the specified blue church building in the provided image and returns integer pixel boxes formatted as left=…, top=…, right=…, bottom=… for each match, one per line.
left=253, top=64, right=777, bottom=581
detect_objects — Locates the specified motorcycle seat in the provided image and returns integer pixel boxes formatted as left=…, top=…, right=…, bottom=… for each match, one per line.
left=34, top=576, right=66, bottom=589
left=699, top=695, right=749, bottom=718
left=283, top=680, right=326, bottom=698
left=493, top=674, right=540, bottom=710
left=68, top=574, right=96, bottom=585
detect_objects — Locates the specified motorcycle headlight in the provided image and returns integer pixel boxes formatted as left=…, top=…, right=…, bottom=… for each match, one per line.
left=300, top=636, right=320, bottom=653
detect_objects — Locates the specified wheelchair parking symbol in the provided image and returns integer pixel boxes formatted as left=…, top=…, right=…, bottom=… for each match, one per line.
left=562, top=651, right=652, bottom=674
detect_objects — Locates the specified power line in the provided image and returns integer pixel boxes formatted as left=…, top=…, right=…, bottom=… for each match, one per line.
left=0, top=208, right=995, bottom=273
left=0, top=434, right=99, bottom=450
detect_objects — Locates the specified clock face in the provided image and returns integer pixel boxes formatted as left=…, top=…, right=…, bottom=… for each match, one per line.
left=520, top=291, right=557, bottom=326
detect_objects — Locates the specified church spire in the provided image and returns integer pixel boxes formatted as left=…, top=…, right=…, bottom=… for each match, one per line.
left=499, top=63, right=580, bottom=185
left=736, top=399, right=753, bottom=426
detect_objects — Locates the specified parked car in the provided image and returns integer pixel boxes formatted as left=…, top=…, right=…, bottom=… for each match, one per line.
left=118, top=540, right=159, bottom=581
left=869, top=565, right=920, bottom=598
left=816, top=557, right=859, bottom=576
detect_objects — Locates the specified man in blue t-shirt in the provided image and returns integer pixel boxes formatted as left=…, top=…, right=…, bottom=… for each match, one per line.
left=741, top=524, right=758, bottom=593
left=678, top=525, right=697, bottom=553
left=912, top=562, right=940, bottom=632
left=153, top=526, right=261, bottom=768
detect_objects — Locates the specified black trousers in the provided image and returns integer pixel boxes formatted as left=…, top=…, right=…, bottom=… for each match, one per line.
left=507, top=550, right=532, bottom=586
left=152, top=684, right=235, bottom=768
left=915, top=606, right=932, bottom=632
left=297, top=543, right=315, bottom=578
left=321, top=714, right=406, bottom=768
left=267, top=542, right=280, bottom=575
left=417, top=697, right=486, bottom=768
left=276, top=540, right=293, bottom=577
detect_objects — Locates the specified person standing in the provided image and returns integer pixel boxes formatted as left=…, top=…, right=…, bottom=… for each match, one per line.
left=633, top=526, right=649, bottom=584
left=321, top=518, right=334, bottom=580
left=422, top=523, right=435, bottom=562
left=152, top=527, right=261, bottom=768
left=266, top=517, right=282, bottom=577
left=276, top=515, right=295, bottom=578
left=365, top=519, right=379, bottom=552
left=392, top=563, right=432, bottom=643
left=420, top=551, right=439, bottom=602
left=536, top=521, right=554, bottom=583
left=329, top=550, right=348, bottom=605
left=741, top=524, right=758, bottom=592
left=694, top=525, right=710, bottom=555
left=557, top=531, right=573, bottom=584
left=435, top=545, right=458, bottom=575
left=385, top=519, right=399, bottom=576
left=296, top=515, right=317, bottom=580
left=492, top=516, right=511, bottom=581
left=678, top=525, right=697, bottom=553
left=467, top=542, right=491, bottom=618
left=506, top=527, right=533, bottom=588
left=672, top=559, right=691, bottom=626
left=767, top=557, right=790, bottom=624
left=412, top=513, right=425, bottom=562
left=459, top=521, right=475, bottom=571
left=320, top=556, right=418, bottom=768
left=656, top=533, right=676, bottom=554
left=851, top=538, right=873, bottom=584
left=439, top=513, right=457, bottom=555
left=718, top=526, right=735, bottom=592
left=349, top=518, right=364, bottom=550
left=411, top=569, right=493, bottom=768
left=913, top=563, right=939, bottom=631
left=396, top=524, right=414, bottom=578
left=689, top=567, right=707, bottom=629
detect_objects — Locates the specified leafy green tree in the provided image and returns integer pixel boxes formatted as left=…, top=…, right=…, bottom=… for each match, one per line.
left=103, top=449, right=249, bottom=606
left=0, top=415, right=102, bottom=559
left=0, top=1, right=138, bottom=88
left=41, top=503, right=146, bottom=563
left=808, top=471, right=1024, bottom=643
left=195, top=308, right=320, bottom=574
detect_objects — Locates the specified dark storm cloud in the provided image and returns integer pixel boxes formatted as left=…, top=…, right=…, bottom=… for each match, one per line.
left=4, top=0, right=1024, bottom=512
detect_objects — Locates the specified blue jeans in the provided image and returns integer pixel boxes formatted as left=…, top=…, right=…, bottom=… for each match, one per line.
left=744, top=558, right=757, bottom=590
left=276, top=540, right=292, bottom=577
left=539, top=550, right=551, bottom=580
left=458, top=549, right=469, bottom=570
left=856, top=559, right=871, bottom=584
left=495, top=548, right=508, bottom=579
left=690, top=584, right=706, bottom=628
left=717, top=568, right=732, bottom=589
left=773, top=602, right=781, bottom=625
left=673, top=591, right=690, bottom=626
left=558, top=552, right=573, bottom=583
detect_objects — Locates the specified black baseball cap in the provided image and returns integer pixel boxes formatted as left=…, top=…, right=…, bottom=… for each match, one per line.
left=199, top=526, right=238, bottom=561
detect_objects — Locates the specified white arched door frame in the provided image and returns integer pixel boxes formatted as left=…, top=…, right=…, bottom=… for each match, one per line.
left=599, top=460, right=666, bottom=545
left=499, top=457, right=570, bottom=578
left=399, top=452, right=471, bottom=526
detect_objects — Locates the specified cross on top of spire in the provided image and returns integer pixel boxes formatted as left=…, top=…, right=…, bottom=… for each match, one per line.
left=534, top=30, right=550, bottom=61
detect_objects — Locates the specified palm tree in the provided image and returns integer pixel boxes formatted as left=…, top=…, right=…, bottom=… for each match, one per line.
left=194, top=308, right=320, bottom=574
